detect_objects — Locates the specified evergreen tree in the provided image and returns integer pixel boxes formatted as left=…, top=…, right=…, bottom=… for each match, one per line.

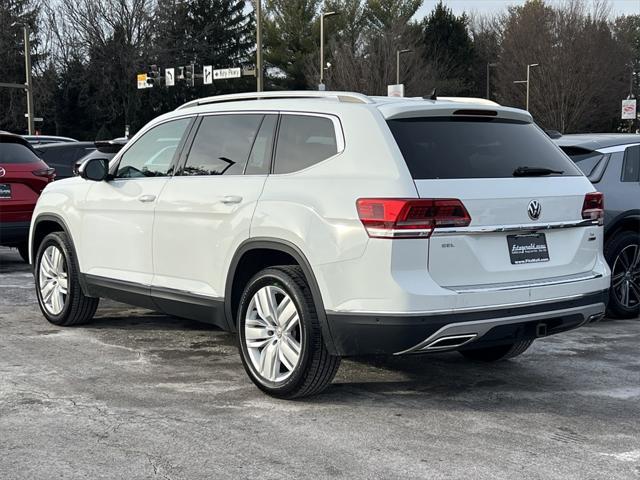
left=152, top=0, right=254, bottom=110
left=263, top=0, right=320, bottom=89
left=422, top=1, right=475, bottom=95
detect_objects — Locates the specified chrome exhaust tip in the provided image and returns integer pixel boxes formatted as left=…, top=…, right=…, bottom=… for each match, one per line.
left=421, top=334, right=477, bottom=351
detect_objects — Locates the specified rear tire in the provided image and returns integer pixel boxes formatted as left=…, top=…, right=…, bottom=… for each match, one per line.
left=605, top=230, right=640, bottom=319
left=237, top=265, right=340, bottom=399
left=459, top=340, right=534, bottom=362
left=34, top=232, right=99, bottom=326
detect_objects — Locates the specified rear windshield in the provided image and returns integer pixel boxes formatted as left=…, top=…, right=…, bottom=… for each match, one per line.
left=0, top=142, right=41, bottom=164
left=387, top=117, right=581, bottom=179
left=559, top=147, right=604, bottom=177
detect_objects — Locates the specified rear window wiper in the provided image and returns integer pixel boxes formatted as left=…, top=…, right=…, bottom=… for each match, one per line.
left=513, top=166, right=564, bottom=177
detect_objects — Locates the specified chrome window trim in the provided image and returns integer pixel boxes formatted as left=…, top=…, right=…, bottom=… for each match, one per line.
left=430, top=219, right=599, bottom=236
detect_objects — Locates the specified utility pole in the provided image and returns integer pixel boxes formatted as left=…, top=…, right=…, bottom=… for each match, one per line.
left=514, top=63, right=539, bottom=111
left=319, top=11, right=338, bottom=89
left=396, top=49, right=411, bottom=85
left=23, top=25, right=34, bottom=135
left=486, top=62, right=497, bottom=100
left=256, top=0, right=263, bottom=92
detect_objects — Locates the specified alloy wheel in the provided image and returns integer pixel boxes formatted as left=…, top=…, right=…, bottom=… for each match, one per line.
left=38, top=245, right=68, bottom=315
left=611, top=243, right=640, bottom=309
left=244, top=285, right=302, bottom=383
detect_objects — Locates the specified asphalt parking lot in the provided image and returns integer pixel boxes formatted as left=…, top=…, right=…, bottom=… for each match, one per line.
left=1, top=246, right=639, bottom=479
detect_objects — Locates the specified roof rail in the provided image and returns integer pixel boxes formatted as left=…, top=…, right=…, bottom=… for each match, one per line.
left=175, top=90, right=373, bottom=110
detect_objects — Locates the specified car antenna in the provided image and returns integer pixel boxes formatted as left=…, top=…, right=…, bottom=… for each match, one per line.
left=423, top=88, right=437, bottom=101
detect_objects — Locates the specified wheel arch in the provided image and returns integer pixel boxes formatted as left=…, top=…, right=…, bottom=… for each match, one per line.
left=31, top=213, right=90, bottom=296
left=605, top=210, right=640, bottom=244
left=225, top=238, right=338, bottom=355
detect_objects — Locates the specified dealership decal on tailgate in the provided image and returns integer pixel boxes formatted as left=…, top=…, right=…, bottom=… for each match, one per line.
left=507, top=233, right=550, bottom=264
left=0, top=184, right=11, bottom=199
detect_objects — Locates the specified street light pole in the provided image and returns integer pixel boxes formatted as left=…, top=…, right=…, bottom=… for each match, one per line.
left=486, top=62, right=497, bottom=100
left=514, top=63, right=539, bottom=111
left=255, top=0, right=263, bottom=92
left=319, top=11, right=337, bottom=89
left=396, top=49, right=411, bottom=85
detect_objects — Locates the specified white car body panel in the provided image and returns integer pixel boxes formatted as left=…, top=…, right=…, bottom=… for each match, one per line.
left=152, top=174, right=268, bottom=298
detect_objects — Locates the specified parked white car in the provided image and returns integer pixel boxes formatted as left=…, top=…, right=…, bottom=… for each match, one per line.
left=29, top=91, right=610, bottom=398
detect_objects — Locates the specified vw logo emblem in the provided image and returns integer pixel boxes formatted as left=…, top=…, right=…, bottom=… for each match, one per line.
left=0, top=167, right=5, bottom=177
left=528, top=200, right=541, bottom=220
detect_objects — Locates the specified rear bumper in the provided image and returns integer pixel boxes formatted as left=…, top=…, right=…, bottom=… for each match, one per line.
left=326, top=290, right=608, bottom=356
left=0, top=221, right=31, bottom=246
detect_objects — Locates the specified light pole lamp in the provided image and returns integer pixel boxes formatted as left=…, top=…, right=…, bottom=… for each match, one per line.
left=514, top=63, right=539, bottom=111
left=319, top=11, right=338, bottom=89
left=486, top=62, right=497, bottom=100
left=396, top=49, right=412, bottom=85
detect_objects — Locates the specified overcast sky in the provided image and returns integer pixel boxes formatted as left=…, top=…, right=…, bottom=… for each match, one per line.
left=417, top=0, right=640, bottom=18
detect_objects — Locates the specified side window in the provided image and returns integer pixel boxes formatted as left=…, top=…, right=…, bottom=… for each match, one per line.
left=183, top=114, right=263, bottom=176
left=245, top=115, right=277, bottom=175
left=116, top=118, right=190, bottom=179
left=273, top=115, right=338, bottom=174
left=621, top=145, right=640, bottom=182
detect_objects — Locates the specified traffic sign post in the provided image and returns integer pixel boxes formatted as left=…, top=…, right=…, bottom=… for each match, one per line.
left=165, top=68, right=175, bottom=87
left=203, top=65, right=213, bottom=85
left=213, top=68, right=241, bottom=80
left=137, top=73, right=152, bottom=89
left=387, top=84, right=405, bottom=97
left=622, top=99, right=637, bottom=120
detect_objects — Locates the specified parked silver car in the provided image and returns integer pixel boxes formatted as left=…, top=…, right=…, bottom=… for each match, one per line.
left=556, top=134, right=640, bottom=318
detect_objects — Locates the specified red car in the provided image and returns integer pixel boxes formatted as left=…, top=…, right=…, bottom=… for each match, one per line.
left=0, top=132, right=56, bottom=262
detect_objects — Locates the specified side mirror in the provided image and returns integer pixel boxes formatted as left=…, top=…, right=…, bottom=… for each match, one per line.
left=80, top=158, right=110, bottom=181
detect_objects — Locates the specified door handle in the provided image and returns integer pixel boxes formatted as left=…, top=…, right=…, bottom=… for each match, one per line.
left=138, top=194, right=156, bottom=203
left=220, top=195, right=243, bottom=204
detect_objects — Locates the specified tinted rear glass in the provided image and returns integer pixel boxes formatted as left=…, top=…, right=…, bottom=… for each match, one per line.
left=0, top=142, right=41, bottom=164
left=387, top=117, right=581, bottom=179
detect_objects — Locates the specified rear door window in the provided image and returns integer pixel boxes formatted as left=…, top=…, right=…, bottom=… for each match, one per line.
left=183, top=114, right=264, bottom=176
left=0, top=142, right=40, bottom=164
left=273, top=115, right=338, bottom=174
left=622, top=145, right=640, bottom=182
left=387, top=117, right=581, bottom=179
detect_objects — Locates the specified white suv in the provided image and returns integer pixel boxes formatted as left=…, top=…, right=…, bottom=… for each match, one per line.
left=29, top=91, right=610, bottom=398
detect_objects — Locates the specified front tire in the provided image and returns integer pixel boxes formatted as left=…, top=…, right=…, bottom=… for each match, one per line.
left=605, top=231, right=640, bottom=319
left=237, top=266, right=340, bottom=399
left=35, top=232, right=99, bottom=326
left=459, top=340, right=534, bottom=362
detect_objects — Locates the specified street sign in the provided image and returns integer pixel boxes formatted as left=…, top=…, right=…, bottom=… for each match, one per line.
left=622, top=99, right=637, bottom=120
left=203, top=65, right=213, bottom=85
left=137, top=73, right=152, bottom=89
left=165, top=68, right=175, bottom=87
left=387, top=84, right=404, bottom=97
left=213, top=67, right=241, bottom=80
left=242, top=66, right=256, bottom=77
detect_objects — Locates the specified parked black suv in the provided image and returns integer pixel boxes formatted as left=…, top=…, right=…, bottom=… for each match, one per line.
left=556, top=134, right=640, bottom=318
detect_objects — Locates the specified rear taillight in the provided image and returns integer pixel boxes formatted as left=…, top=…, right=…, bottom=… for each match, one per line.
left=356, top=198, right=471, bottom=239
left=33, top=167, right=56, bottom=182
left=582, top=192, right=604, bottom=225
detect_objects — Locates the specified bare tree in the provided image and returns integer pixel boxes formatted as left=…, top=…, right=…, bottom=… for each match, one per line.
left=496, top=0, right=628, bottom=133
